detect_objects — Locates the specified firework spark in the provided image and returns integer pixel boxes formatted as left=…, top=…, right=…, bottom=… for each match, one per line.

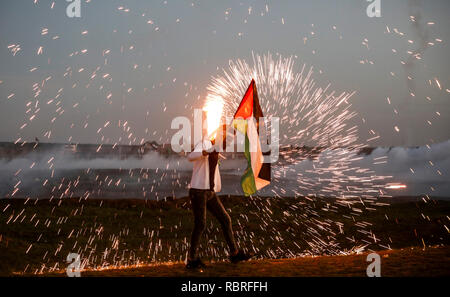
left=207, top=53, right=388, bottom=199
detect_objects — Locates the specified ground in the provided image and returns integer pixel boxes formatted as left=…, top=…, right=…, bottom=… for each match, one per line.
left=59, top=246, right=450, bottom=277
left=1, top=196, right=449, bottom=276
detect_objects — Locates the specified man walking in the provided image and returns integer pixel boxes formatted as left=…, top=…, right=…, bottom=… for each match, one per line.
left=186, top=116, right=252, bottom=269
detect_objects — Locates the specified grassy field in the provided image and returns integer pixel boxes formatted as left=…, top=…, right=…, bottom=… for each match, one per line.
left=0, top=195, right=449, bottom=276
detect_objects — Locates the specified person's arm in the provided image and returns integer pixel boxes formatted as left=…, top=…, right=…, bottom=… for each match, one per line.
left=188, top=141, right=209, bottom=161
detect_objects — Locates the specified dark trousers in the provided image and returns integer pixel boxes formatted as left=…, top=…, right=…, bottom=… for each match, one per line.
left=188, top=188, right=238, bottom=260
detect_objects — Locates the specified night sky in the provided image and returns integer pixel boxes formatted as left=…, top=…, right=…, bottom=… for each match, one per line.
left=0, top=0, right=449, bottom=146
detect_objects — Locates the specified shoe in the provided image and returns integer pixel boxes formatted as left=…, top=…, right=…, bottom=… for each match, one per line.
left=186, top=258, right=207, bottom=269
left=230, top=250, right=253, bottom=263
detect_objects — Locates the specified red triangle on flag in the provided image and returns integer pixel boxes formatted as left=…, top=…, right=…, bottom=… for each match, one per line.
left=234, top=79, right=255, bottom=119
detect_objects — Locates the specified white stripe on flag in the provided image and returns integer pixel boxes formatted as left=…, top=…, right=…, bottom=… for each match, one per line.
left=247, top=116, right=269, bottom=190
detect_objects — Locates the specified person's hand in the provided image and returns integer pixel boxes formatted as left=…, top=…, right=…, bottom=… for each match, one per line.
left=202, top=150, right=209, bottom=156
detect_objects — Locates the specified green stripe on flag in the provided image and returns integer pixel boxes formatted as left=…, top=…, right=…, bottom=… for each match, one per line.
left=241, top=132, right=257, bottom=196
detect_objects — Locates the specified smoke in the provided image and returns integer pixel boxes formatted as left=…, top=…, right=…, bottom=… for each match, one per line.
left=0, top=146, right=247, bottom=198
left=1, top=141, right=448, bottom=198
left=0, top=149, right=246, bottom=172
left=282, top=140, right=450, bottom=197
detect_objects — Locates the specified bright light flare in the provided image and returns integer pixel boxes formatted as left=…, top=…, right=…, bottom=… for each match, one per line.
left=203, top=95, right=224, bottom=140
left=386, top=184, right=407, bottom=189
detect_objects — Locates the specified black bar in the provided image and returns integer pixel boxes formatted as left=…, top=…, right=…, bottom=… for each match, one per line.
left=0, top=277, right=446, bottom=296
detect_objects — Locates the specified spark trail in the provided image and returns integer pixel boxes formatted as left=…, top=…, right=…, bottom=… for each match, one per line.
left=207, top=53, right=388, bottom=199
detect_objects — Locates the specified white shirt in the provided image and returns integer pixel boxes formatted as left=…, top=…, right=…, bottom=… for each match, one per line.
left=188, top=140, right=221, bottom=192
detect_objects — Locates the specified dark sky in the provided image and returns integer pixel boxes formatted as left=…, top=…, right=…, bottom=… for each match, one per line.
left=0, top=0, right=449, bottom=146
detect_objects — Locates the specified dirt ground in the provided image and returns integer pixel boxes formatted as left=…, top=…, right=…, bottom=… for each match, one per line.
left=73, top=245, right=450, bottom=277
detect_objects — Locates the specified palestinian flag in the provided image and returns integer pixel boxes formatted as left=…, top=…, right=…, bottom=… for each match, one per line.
left=233, top=79, right=271, bottom=196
